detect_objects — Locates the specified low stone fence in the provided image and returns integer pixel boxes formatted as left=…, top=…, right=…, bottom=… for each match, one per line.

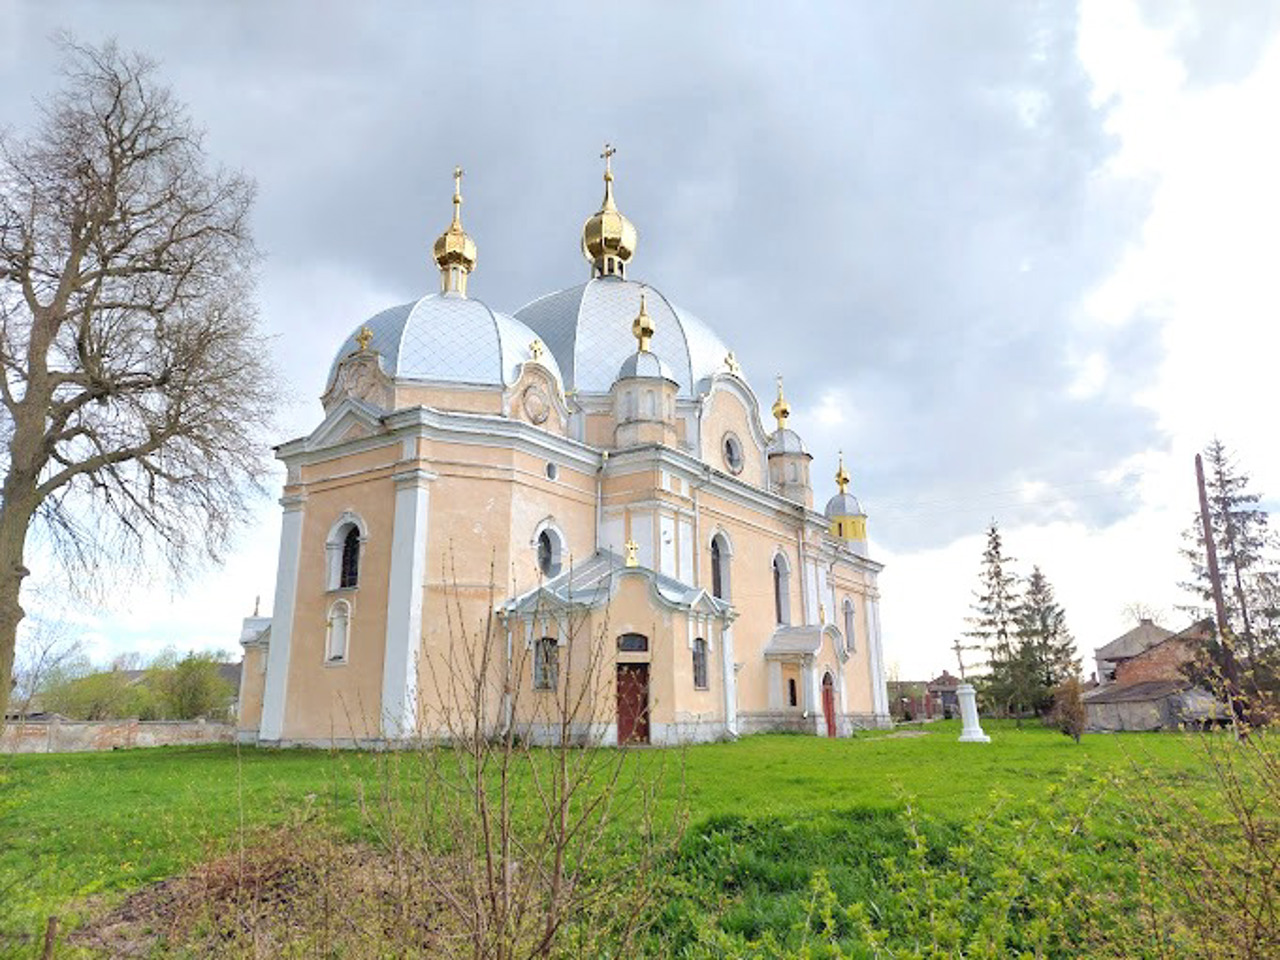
left=1, top=716, right=235, bottom=753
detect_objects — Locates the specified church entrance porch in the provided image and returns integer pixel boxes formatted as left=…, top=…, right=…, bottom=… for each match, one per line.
left=617, top=663, right=650, bottom=744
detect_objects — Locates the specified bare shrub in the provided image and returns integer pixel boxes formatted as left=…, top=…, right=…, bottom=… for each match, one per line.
left=1050, top=676, right=1086, bottom=743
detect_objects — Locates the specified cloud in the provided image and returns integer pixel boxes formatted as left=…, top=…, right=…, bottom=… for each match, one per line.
left=1137, top=0, right=1280, bottom=87
left=7, top=1, right=1238, bottom=665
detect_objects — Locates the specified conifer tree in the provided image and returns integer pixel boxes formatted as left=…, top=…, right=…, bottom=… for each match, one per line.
left=965, top=520, right=1021, bottom=716
left=1015, top=566, right=1079, bottom=714
left=1180, top=439, right=1278, bottom=696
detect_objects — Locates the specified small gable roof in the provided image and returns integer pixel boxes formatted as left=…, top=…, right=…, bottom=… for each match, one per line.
left=1095, top=619, right=1174, bottom=661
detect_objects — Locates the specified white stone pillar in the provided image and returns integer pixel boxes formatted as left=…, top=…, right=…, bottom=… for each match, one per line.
left=381, top=468, right=432, bottom=740
left=260, top=493, right=306, bottom=743
left=805, top=657, right=821, bottom=729
left=957, top=683, right=991, bottom=743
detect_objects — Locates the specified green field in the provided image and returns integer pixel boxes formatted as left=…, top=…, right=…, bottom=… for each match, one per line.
left=0, top=721, right=1270, bottom=956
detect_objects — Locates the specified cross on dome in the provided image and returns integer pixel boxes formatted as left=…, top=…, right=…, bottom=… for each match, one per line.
left=582, top=143, right=637, bottom=279
left=433, top=163, right=477, bottom=295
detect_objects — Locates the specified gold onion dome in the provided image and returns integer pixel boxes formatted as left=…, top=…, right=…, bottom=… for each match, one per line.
left=582, top=143, right=637, bottom=278
left=433, top=165, right=477, bottom=294
left=771, top=375, right=792, bottom=431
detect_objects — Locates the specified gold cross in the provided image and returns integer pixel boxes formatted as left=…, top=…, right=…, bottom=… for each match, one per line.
left=453, top=165, right=464, bottom=192
left=530, top=338, right=545, bottom=362
left=601, top=143, right=616, bottom=176
left=724, top=351, right=742, bottom=376
left=624, top=538, right=638, bottom=567
left=355, top=326, right=373, bottom=351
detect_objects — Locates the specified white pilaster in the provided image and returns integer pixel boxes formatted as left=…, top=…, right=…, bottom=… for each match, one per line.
left=381, top=468, right=432, bottom=739
left=868, top=597, right=890, bottom=719
left=721, top=623, right=737, bottom=734
left=260, top=493, right=306, bottom=742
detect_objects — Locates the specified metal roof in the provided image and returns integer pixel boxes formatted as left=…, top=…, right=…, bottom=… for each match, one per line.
left=326, top=293, right=563, bottom=391
left=617, top=349, right=676, bottom=382
left=514, top=277, right=736, bottom=399
left=501, top=549, right=732, bottom=616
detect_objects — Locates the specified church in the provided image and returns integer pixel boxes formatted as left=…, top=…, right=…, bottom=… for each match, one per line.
left=235, top=152, right=891, bottom=746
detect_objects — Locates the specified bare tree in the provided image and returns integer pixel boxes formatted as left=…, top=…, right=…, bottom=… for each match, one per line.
left=9, top=612, right=81, bottom=721
left=0, top=39, right=274, bottom=722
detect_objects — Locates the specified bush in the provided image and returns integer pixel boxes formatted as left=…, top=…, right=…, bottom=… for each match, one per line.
left=1051, top=677, right=1086, bottom=742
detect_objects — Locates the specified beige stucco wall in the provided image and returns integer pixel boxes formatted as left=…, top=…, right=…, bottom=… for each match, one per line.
left=699, top=386, right=766, bottom=489
left=237, top=644, right=266, bottom=732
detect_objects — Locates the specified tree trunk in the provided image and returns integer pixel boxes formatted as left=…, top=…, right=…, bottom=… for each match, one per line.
left=0, top=486, right=36, bottom=729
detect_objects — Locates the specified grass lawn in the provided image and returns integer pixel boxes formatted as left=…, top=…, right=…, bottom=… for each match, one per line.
left=0, top=721, right=1250, bottom=954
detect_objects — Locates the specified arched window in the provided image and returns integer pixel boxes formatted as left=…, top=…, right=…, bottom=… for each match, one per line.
left=534, top=637, right=558, bottom=689
left=326, top=600, right=351, bottom=663
left=773, top=554, right=791, bottom=625
left=340, top=527, right=361, bottom=588
left=326, top=513, right=368, bottom=591
left=692, top=637, right=708, bottom=690
left=710, top=533, right=732, bottom=600
left=534, top=522, right=564, bottom=579
left=787, top=677, right=798, bottom=707
left=843, top=598, right=857, bottom=654
left=618, top=633, right=649, bottom=652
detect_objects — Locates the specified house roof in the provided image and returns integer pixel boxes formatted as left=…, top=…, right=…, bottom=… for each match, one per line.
left=927, top=671, right=961, bottom=690
left=1095, top=619, right=1174, bottom=661
left=1083, top=679, right=1191, bottom=704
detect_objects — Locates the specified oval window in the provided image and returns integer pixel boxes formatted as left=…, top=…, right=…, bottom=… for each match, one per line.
left=722, top=433, right=744, bottom=474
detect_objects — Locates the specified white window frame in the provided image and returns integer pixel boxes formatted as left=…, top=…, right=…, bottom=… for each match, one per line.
left=326, top=511, right=369, bottom=591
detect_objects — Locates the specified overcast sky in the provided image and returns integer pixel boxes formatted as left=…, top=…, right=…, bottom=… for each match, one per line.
left=4, top=0, right=1279, bottom=678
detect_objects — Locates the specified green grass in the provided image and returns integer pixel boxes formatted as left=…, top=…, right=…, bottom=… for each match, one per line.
left=0, top=721, right=1237, bottom=952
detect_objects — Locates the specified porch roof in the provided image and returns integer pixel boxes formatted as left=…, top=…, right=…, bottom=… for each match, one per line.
left=500, top=549, right=734, bottom=618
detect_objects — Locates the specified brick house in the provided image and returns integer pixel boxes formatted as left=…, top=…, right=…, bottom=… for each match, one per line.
left=1084, top=619, right=1229, bottom=731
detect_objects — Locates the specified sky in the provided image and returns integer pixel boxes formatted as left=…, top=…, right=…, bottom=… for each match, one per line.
left=3, top=0, right=1279, bottom=679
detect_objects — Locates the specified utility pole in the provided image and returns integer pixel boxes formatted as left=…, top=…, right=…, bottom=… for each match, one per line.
left=1196, top=453, right=1247, bottom=730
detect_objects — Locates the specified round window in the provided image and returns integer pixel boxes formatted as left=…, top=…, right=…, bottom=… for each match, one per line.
left=722, top=433, right=744, bottom=474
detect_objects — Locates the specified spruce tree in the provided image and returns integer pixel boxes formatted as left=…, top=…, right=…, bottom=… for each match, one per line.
left=965, top=520, right=1021, bottom=716
left=1015, top=566, right=1080, bottom=714
left=1180, top=439, right=1278, bottom=695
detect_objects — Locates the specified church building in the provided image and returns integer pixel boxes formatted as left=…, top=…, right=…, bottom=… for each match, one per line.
left=236, top=153, right=891, bottom=745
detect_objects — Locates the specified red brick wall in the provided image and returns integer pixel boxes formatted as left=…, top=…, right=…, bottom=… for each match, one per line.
left=1115, top=637, right=1196, bottom=684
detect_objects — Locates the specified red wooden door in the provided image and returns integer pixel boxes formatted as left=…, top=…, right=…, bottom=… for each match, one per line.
left=822, top=673, right=837, bottom=738
left=617, top=664, right=650, bottom=744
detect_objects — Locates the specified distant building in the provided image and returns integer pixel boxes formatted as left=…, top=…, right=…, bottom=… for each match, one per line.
left=1093, top=618, right=1173, bottom=685
left=1084, top=619, right=1229, bottom=731
left=926, top=671, right=962, bottom=717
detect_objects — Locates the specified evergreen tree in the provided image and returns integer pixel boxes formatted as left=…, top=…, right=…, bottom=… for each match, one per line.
left=965, top=521, right=1021, bottom=716
left=1180, top=439, right=1279, bottom=697
left=1015, top=566, right=1080, bottom=714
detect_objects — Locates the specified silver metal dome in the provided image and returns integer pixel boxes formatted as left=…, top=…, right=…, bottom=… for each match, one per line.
left=825, top=492, right=864, bottom=517
left=617, top=350, right=675, bottom=382
left=766, top=428, right=808, bottom=456
left=514, top=277, right=735, bottom=399
left=327, top=293, right=562, bottom=391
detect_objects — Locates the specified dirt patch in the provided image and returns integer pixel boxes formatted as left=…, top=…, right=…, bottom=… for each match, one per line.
left=71, top=827, right=442, bottom=958
left=882, top=730, right=930, bottom=739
